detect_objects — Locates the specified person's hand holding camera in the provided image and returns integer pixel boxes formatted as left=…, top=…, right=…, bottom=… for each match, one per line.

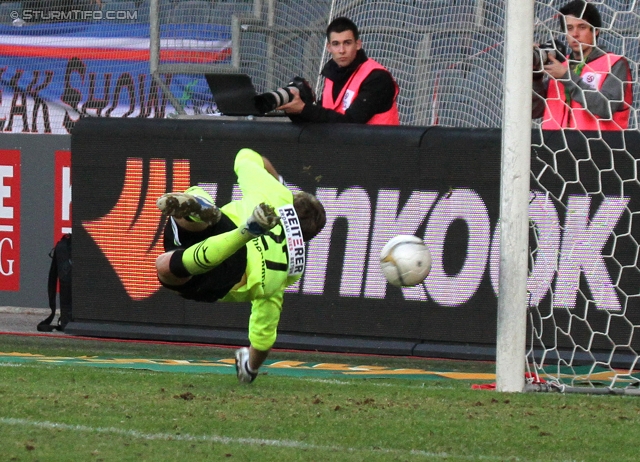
left=532, top=39, right=568, bottom=80
left=253, top=76, right=315, bottom=115
left=277, top=87, right=305, bottom=114
left=543, top=54, right=570, bottom=81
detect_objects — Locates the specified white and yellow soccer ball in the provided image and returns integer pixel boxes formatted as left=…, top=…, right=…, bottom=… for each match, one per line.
left=380, top=235, right=432, bottom=287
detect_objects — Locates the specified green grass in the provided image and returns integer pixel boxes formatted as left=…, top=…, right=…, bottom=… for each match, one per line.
left=0, top=335, right=639, bottom=461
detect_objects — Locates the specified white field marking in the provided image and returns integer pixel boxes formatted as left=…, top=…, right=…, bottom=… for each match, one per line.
left=0, top=417, right=522, bottom=461
left=300, top=377, right=457, bottom=390
left=0, top=362, right=22, bottom=367
left=301, top=378, right=354, bottom=385
left=303, top=377, right=400, bottom=387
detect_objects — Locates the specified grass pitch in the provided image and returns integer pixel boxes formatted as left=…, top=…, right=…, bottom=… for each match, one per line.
left=0, top=334, right=638, bottom=461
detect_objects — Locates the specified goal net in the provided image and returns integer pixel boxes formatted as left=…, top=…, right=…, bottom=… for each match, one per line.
left=524, top=2, right=640, bottom=394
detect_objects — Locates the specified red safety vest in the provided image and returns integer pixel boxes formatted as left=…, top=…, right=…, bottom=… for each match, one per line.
left=542, top=53, right=632, bottom=131
left=322, top=58, right=400, bottom=125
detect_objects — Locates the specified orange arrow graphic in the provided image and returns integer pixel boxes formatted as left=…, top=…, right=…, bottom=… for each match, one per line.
left=83, top=158, right=190, bottom=300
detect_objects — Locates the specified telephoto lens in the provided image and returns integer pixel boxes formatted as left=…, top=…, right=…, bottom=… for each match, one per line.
left=253, top=76, right=316, bottom=115
left=254, top=87, right=295, bottom=114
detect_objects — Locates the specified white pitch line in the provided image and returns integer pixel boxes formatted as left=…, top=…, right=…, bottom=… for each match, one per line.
left=300, top=377, right=458, bottom=390
left=0, top=417, right=518, bottom=461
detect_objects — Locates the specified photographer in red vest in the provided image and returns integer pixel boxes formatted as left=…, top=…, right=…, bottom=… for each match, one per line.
left=532, top=1, right=632, bottom=131
left=278, top=17, right=400, bottom=125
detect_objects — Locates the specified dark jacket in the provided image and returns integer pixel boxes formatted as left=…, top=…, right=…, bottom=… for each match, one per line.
left=290, top=49, right=397, bottom=123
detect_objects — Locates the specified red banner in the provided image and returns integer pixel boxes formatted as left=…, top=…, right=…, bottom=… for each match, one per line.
left=54, top=150, right=72, bottom=242
left=0, top=150, right=20, bottom=291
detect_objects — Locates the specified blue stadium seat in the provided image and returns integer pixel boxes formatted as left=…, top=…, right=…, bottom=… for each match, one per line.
left=135, top=0, right=151, bottom=23
left=273, top=0, right=328, bottom=28
left=210, top=0, right=253, bottom=26
left=169, top=0, right=212, bottom=24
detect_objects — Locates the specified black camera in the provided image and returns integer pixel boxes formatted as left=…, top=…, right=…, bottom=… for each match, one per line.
left=533, top=39, right=567, bottom=72
left=254, top=76, right=316, bottom=114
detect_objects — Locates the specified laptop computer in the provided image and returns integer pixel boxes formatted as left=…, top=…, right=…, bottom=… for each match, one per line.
left=204, top=73, right=264, bottom=116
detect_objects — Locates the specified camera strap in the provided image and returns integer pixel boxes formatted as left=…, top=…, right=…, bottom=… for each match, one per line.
left=565, top=60, right=587, bottom=105
left=277, top=204, right=305, bottom=277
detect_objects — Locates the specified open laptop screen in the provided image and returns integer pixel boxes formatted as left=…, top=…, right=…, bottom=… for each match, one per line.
left=205, top=74, right=263, bottom=116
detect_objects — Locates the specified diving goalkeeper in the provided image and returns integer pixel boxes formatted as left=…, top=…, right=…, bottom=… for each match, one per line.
left=155, top=148, right=326, bottom=383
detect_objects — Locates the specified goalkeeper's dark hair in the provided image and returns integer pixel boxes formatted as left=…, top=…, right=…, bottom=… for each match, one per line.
left=559, top=1, right=602, bottom=30
left=326, top=17, right=359, bottom=41
left=293, top=192, right=326, bottom=242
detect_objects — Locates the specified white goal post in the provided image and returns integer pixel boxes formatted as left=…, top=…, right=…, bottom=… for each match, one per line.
left=495, top=0, right=534, bottom=393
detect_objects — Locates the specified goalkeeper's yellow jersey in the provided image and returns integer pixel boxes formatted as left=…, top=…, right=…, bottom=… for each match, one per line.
left=220, top=148, right=300, bottom=351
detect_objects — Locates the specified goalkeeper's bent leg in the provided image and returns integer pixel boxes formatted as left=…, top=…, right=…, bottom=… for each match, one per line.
left=180, top=227, right=253, bottom=275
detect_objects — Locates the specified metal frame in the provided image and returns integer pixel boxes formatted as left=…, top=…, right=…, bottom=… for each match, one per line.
left=148, top=0, right=259, bottom=114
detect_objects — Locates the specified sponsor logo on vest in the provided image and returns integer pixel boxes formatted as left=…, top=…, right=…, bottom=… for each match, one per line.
left=342, top=89, right=355, bottom=110
left=582, top=72, right=602, bottom=90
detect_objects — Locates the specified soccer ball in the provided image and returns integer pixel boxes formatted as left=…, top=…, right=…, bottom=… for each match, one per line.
left=380, top=235, right=432, bottom=287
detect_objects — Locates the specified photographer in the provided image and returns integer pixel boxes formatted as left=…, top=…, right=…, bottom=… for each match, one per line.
left=532, top=0, right=632, bottom=130
left=277, top=17, right=400, bottom=125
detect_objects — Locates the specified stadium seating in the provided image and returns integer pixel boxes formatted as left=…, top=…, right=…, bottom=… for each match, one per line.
left=169, top=0, right=212, bottom=24
left=272, top=0, right=328, bottom=28
left=135, top=0, right=150, bottom=23
left=209, top=0, right=253, bottom=26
